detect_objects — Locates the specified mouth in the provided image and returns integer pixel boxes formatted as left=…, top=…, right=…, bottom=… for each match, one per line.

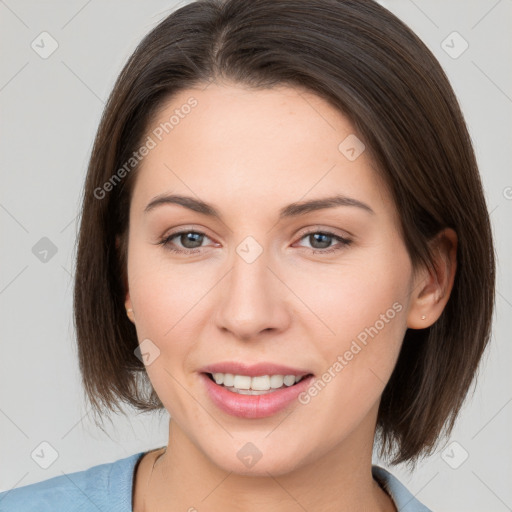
left=200, top=368, right=315, bottom=419
left=203, top=372, right=313, bottom=395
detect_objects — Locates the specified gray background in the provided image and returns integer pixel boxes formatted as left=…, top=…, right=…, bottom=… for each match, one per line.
left=0, top=0, right=511, bottom=510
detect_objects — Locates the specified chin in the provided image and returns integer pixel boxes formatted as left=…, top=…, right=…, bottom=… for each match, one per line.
left=202, top=439, right=310, bottom=477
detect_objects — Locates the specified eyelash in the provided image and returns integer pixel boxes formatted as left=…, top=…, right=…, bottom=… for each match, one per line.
left=157, top=229, right=353, bottom=256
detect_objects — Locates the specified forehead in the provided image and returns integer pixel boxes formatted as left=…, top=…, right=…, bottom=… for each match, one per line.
left=130, top=83, right=395, bottom=220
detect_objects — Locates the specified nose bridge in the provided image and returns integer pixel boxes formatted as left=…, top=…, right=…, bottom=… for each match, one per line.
left=231, top=239, right=269, bottom=295
left=215, top=235, right=289, bottom=338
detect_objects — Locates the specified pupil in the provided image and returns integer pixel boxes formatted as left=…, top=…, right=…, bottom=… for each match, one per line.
left=181, top=232, right=203, bottom=249
left=311, top=233, right=331, bottom=249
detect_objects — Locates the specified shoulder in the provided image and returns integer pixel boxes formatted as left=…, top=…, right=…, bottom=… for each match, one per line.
left=0, top=452, right=145, bottom=512
left=372, top=465, right=433, bottom=512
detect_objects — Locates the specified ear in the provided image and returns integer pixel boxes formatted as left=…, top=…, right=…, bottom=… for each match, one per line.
left=116, top=234, right=135, bottom=324
left=407, top=228, right=457, bottom=329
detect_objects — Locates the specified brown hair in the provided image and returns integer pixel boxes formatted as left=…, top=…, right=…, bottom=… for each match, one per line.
left=73, top=0, right=495, bottom=465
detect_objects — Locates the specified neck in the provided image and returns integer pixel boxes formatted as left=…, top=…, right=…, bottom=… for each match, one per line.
left=135, top=418, right=396, bottom=512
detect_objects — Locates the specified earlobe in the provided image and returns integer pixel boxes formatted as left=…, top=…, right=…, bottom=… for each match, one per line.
left=125, top=294, right=135, bottom=323
left=406, top=228, right=457, bottom=329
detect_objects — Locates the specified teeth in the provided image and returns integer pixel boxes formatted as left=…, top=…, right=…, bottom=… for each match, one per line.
left=223, top=373, right=234, bottom=387
left=283, top=375, right=296, bottom=386
left=210, top=372, right=306, bottom=392
left=251, top=375, right=270, bottom=390
left=233, top=375, right=251, bottom=389
left=270, top=374, right=284, bottom=389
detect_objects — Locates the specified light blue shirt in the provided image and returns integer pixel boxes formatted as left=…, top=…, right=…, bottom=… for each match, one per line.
left=0, top=452, right=432, bottom=511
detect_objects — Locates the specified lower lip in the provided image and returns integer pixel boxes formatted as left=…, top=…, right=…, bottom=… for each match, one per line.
left=200, top=373, right=314, bottom=419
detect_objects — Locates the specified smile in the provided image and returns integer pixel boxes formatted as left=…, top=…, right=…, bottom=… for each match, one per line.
left=207, top=372, right=308, bottom=395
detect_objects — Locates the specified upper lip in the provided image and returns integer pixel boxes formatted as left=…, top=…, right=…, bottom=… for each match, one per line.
left=199, top=362, right=313, bottom=377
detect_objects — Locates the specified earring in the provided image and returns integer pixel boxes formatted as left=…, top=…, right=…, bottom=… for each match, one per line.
left=421, top=315, right=426, bottom=320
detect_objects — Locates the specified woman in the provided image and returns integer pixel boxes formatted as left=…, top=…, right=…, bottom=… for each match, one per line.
left=0, top=0, right=495, bottom=510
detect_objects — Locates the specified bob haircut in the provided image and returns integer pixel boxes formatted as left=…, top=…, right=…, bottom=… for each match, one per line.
left=73, top=0, right=495, bottom=465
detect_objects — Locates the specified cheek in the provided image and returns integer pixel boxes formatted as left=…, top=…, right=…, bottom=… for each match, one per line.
left=127, top=240, right=214, bottom=337
left=127, top=260, right=204, bottom=418
left=342, top=259, right=410, bottom=380
left=290, top=247, right=410, bottom=420
left=126, top=241, right=232, bottom=410
left=284, top=243, right=411, bottom=355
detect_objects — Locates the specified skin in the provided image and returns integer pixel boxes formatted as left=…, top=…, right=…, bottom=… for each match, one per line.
left=121, top=82, right=457, bottom=512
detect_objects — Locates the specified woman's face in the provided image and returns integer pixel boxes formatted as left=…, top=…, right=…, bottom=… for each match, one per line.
left=124, top=83, right=418, bottom=475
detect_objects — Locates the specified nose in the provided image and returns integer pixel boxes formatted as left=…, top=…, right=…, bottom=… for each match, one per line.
left=214, top=245, right=291, bottom=341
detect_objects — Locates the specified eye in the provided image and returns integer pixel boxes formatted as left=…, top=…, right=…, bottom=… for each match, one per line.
left=294, top=230, right=352, bottom=254
left=157, top=230, right=214, bottom=254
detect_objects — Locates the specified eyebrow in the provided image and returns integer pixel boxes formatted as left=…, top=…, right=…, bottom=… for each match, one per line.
left=144, top=193, right=375, bottom=219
